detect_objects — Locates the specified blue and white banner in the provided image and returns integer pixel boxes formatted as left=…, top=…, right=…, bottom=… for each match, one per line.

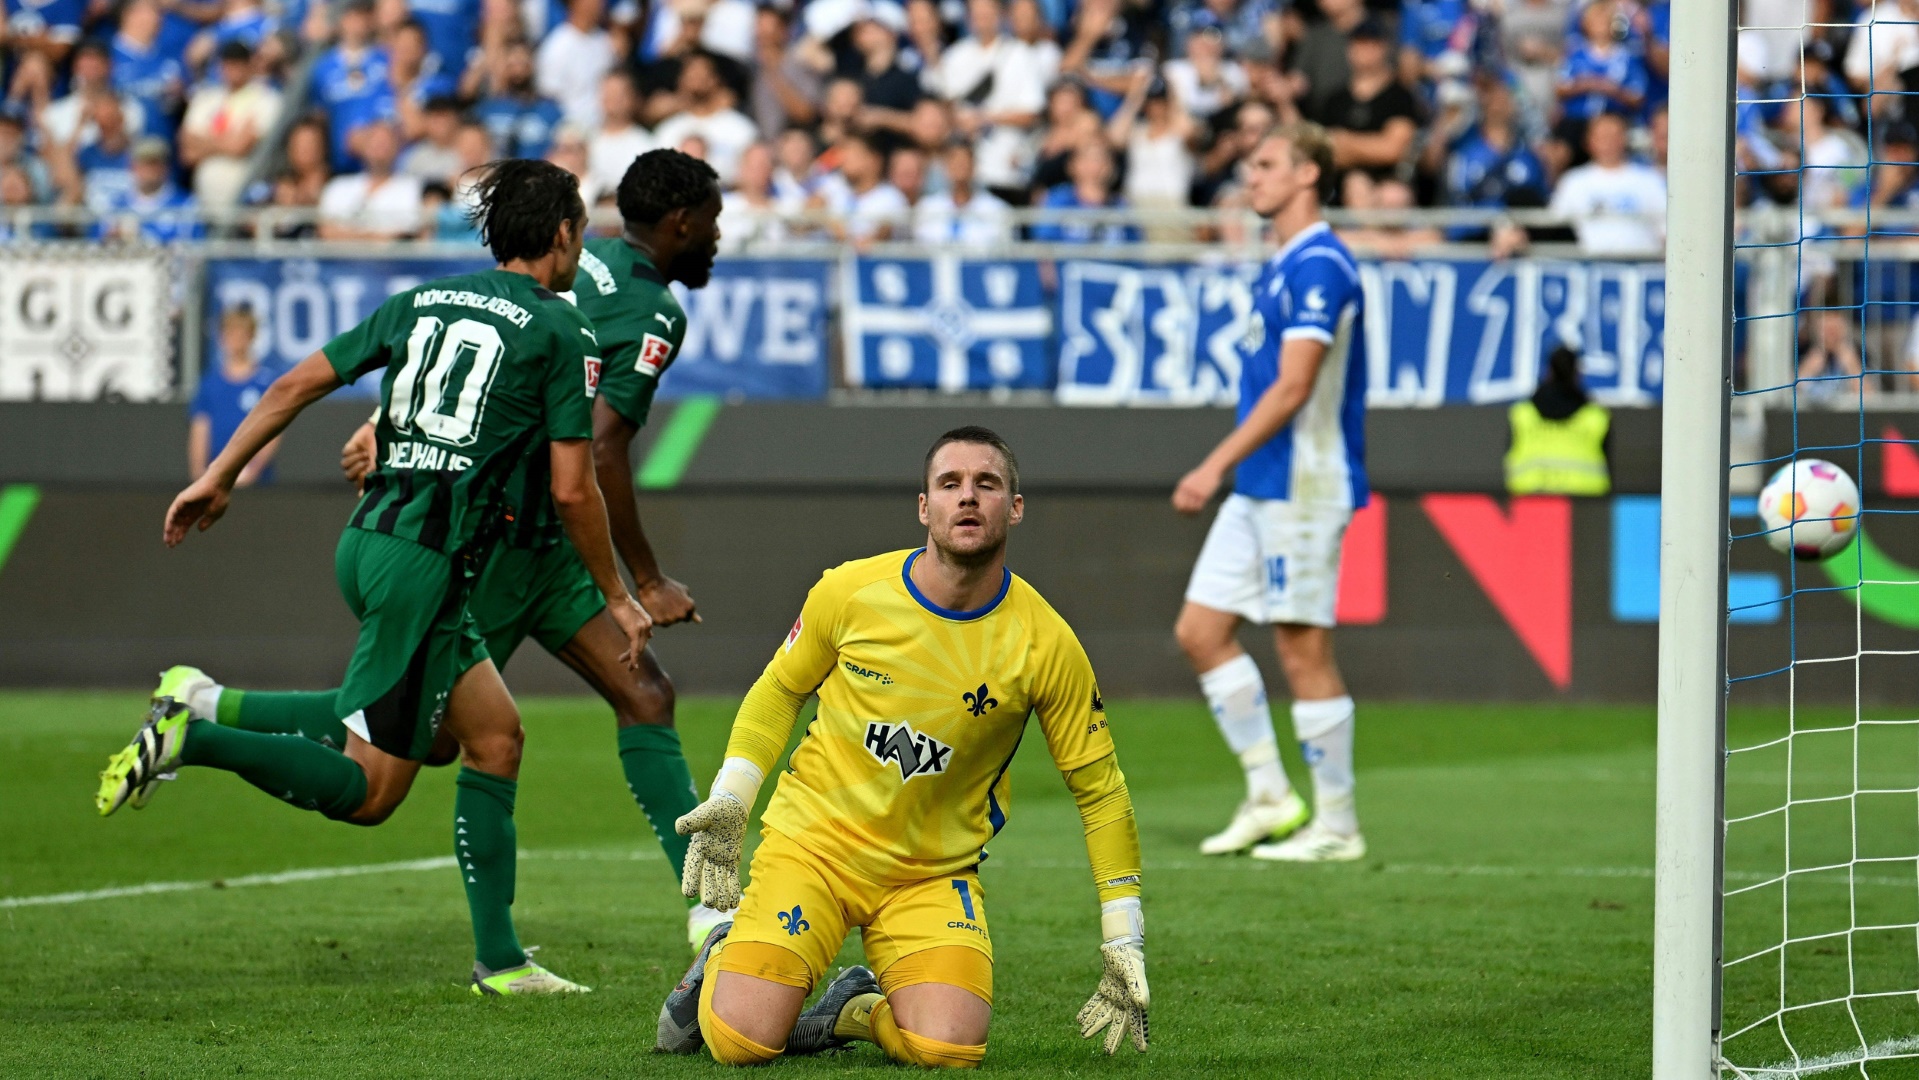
left=1051, top=258, right=1667, bottom=407
left=205, top=256, right=833, bottom=400
left=843, top=256, right=1052, bottom=390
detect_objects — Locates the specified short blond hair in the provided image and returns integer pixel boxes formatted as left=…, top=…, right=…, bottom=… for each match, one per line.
left=1263, top=121, right=1336, bottom=204
left=220, top=305, right=257, bottom=334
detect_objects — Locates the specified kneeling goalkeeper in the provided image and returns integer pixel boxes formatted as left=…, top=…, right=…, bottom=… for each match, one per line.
left=657, top=426, right=1149, bottom=1067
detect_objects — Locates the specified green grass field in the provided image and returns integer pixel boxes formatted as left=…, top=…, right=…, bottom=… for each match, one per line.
left=0, top=693, right=1673, bottom=1077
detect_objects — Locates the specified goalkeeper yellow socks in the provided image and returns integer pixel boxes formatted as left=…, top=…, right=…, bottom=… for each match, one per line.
left=1293, top=696, right=1358, bottom=834
left=454, top=767, right=527, bottom=972
left=867, top=999, right=986, bottom=1069
left=178, top=720, right=367, bottom=821
left=615, top=724, right=697, bottom=883
left=218, top=689, right=351, bottom=749
left=1198, top=654, right=1293, bottom=804
left=696, top=955, right=784, bottom=1065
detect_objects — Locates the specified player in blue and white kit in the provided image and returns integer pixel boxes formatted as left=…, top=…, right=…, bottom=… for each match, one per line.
left=1173, top=122, right=1369, bottom=863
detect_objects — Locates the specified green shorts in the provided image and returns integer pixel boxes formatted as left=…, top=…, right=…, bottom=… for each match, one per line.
left=467, top=540, right=606, bottom=670
left=334, top=528, right=489, bottom=761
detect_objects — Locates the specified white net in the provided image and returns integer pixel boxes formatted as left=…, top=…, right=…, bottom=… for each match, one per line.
left=1718, top=3, right=1919, bottom=1077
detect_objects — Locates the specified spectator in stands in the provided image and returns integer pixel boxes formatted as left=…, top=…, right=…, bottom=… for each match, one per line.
left=1162, top=12, right=1246, bottom=122
left=927, top=0, right=1046, bottom=200
left=1800, top=307, right=1871, bottom=405
left=280, top=116, right=332, bottom=206
left=1031, top=138, right=1138, bottom=243
left=190, top=306, right=279, bottom=487
left=95, top=136, right=202, bottom=242
left=637, top=0, right=756, bottom=70
left=772, top=125, right=819, bottom=201
left=318, top=118, right=422, bottom=238
left=397, top=95, right=465, bottom=184
left=406, top=0, right=481, bottom=79
left=180, top=40, right=282, bottom=208
left=185, top=0, right=277, bottom=75
left=0, top=163, right=56, bottom=239
left=815, top=76, right=863, bottom=150
left=536, top=0, right=615, bottom=130
left=814, top=130, right=907, bottom=242
left=1843, top=0, right=1919, bottom=104
left=913, top=140, right=1010, bottom=244
left=1338, top=173, right=1442, bottom=258
left=903, top=98, right=954, bottom=191
left=1315, top=20, right=1419, bottom=190
left=379, top=19, right=459, bottom=141
left=69, top=91, right=137, bottom=212
left=1505, top=344, right=1611, bottom=496
left=748, top=6, right=820, bottom=137
left=848, top=9, right=921, bottom=129
left=1168, top=0, right=1275, bottom=62
left=1554, top=0, right=1649, bottom=165
left=888, top=144, right=927, bottom=207
left=1398, top=0, right=1479, bottom=97
left=1059, top=0, right=1153, bottom=111
left=1849, top=122, right=1919, bottom=218
left=42, top=40, right=149, bottom=148
left=587, top=70, right=652, bottom=206
left=1029, top=79, right=1102, bottom=198
left=309, top=0, right=392, bottom=168
left=1192, top=97, right=1272, bottom=205
left=1290, top=0, right=1365, bottom=120
left=1008, top=0, right=1062, bottom=87
left=1497, top=0, right=1570, bottom=121
left=420, top=178, right=482, bottom=241
left=5, top=0, right=82, bottom=105
left=0, top=104, right=50, bottom=202
left=472, top=40, right=565, bottom=158
left=110, top=0, right=184, bottom=140
left=448, top=119, right=494, bottom=196
left=1548, top=110, right=1667, bottom=256
left=459, top=0, right=527, bottom=103
left=1109, top=72, right=1196, bottom=236
left=544, top=122, right=591, bottom=192
left=1794, top=94, right=1868, bottom=218
left=719, top=139, right=792, bottom=249
left=652, top=51, right=759, bottom=183
left=1432, top=73, right=1548, bottom=222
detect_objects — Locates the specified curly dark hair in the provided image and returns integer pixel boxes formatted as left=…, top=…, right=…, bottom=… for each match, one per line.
left=464, top=158, right=584, bottom=264
left=616, top=148, right=720, bottom=226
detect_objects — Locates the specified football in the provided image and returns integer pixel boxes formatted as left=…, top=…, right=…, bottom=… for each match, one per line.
left=1758, top=459, right=1861, bottom=561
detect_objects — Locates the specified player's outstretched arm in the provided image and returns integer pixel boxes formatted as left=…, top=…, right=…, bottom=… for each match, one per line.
left=591, top=398, right=698, bottom=626
left=675, top=670, right=811, bottom=909
left=1173, top=335, right=1328, bottom=514
left=1065, top=755, right=1150, bottom=1054
left=549, top=437, right=652, bottom=667
left=164, top=352, right=342, bottom=546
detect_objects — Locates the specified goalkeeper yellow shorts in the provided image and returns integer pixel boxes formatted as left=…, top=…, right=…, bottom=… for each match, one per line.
left=716, top=827, right=994, bottom=999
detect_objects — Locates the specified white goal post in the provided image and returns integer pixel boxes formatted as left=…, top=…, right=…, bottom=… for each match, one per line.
left=1655, top=1, right=1734, bottom=1078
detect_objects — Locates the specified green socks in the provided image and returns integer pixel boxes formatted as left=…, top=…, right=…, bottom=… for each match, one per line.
left=617, top=724, right=698, bottom=885
left=179, top=720, right=368, bottom=821
left=216, top=689, right=351, bottom=749
left=455, top=766, right=527, bottom=972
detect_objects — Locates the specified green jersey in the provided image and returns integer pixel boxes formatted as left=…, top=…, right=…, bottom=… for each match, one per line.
left=497, top=236, right=688, bottom=550
left=324, top=268, right=600, bottom=558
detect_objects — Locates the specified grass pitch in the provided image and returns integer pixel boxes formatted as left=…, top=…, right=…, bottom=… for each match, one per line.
left=0, top=693, right=1661, bottom=1078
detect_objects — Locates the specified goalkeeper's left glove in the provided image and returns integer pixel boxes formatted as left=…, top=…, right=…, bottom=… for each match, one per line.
left=1077, top=897, right=1149, bottom=1054
left=675, top=758, right=762, bottom=911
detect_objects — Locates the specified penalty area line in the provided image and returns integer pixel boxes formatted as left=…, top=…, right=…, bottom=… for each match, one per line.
left=0, top=848, right=662, bottom=910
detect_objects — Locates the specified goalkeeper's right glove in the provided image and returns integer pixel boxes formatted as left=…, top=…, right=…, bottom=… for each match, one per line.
left=1077, top=897, right=1149, bottom=1054
left=675, top=758, right=763, bottom=911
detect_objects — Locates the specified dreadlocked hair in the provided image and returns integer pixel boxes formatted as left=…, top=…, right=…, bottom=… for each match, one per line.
left=464, top=158, right=585, bottom=264
left=617, top=148, right=720, bottom=226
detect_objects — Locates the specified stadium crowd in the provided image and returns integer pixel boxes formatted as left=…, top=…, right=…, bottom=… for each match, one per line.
left=0, top=0, right=1883, bottom=254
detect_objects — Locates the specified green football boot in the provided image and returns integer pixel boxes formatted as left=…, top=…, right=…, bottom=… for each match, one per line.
left=152, top=666, right=215, bottom=716
left=97, top=697, right=193, bottom=817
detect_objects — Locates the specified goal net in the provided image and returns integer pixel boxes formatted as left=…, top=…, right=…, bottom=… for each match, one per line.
left=1701, top=3, right=1919, bottom=1077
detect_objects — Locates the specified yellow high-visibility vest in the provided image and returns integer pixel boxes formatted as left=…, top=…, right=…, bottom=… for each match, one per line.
left=1505, top=401, right=1612, bottom=495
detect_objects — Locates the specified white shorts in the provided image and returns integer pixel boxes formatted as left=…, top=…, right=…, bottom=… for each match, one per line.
left=1184, top=494, right=1352, bottom=627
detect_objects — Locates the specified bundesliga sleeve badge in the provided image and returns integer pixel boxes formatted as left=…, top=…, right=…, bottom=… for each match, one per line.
left=637, top=333, right=673, bottom=377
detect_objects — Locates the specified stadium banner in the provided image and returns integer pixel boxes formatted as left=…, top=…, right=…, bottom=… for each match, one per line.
left=0, top=251, right=172, bottom=402
left=843, top=255, right=1052, bottom=390
left=1052, top=257, right=1667, bottom=407
left=205, top=256, right=834, bottom=400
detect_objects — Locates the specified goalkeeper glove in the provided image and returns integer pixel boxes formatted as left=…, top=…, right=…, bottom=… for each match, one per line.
left=675, top=758, right=762, bottom=911
left=1077, top=897, right=1149, bottom=1054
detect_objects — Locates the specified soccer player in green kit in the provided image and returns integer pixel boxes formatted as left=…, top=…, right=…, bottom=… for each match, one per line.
left=131, top=150, right=731, bottom=951
left=95, top=159, right=650, bottom=995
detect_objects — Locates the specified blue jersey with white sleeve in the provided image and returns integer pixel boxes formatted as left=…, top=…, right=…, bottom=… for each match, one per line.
left=1234, top=221, right=1368, bottom=509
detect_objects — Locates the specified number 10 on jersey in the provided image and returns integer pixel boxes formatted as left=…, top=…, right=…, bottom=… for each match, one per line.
left=388, top=316, right=506, bottom=448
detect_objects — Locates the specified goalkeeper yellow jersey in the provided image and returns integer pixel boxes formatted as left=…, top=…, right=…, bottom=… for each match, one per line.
left=757, top=548, right=1115, bottom=886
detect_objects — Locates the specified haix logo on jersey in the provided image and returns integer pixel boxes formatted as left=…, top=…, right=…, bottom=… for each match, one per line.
left=637, top=333, right=673, bottom=377
left=583, top=356, right=602, bottom=397
left=843, top=660, right=893, bottom=685
left=865, top=721, right=954, bottom=780
left=384, top=441, right=473, bottom=472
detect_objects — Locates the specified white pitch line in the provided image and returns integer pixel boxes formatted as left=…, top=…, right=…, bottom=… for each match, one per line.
left=0, top=848, right=662, bottom=910
left=1734, top=1035, right=1919, bottom=1078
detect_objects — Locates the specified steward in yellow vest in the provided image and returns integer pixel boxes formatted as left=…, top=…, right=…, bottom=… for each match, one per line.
left=1505, top=347, right=1611, bottom=495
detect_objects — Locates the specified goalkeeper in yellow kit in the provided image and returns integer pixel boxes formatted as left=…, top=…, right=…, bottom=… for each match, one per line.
left=654, top=426, right=1149, bottom=1068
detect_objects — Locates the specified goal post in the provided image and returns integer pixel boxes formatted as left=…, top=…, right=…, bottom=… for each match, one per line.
left=1655, top=1, right=1735, bottom=1077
